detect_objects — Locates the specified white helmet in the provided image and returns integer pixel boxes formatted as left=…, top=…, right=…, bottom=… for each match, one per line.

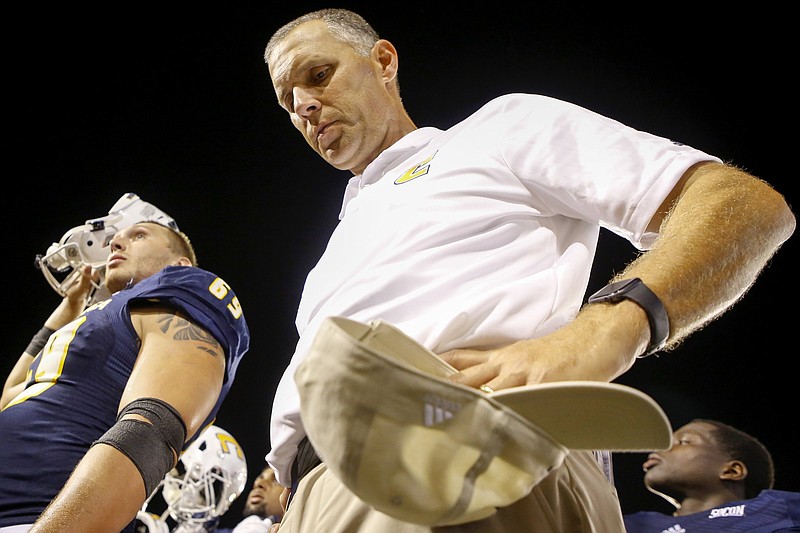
left=133, top=511, right=169, bottom=533
left=35, top=192, right=178, bottom=304
left=162, top=425, right=248, bottom=527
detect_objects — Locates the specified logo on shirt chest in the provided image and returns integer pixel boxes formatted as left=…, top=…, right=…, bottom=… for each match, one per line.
left=395, top=152, right=437, bottom=184
left=708, top=504, right=745, bottom=518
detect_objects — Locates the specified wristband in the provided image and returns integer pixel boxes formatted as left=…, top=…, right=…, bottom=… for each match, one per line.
left=25, top=326, right=55, bottom=356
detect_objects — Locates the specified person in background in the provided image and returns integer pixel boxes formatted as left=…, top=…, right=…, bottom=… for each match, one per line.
left=0, top=221, right=250, bottom=533
left=624, top=419, right=800, bottom=532
left=262, top=7, right=795, bottom=533
left=228, top=466, right=284, bottom=533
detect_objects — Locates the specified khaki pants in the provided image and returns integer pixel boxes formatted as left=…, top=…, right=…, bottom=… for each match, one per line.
left=278, top=451, right=625, bottom=533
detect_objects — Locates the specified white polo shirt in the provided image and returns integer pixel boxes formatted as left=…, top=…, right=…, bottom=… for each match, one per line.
left=267, top=93, right=720, bottom=485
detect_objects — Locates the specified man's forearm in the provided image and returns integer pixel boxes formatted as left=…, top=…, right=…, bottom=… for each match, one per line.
left=617, top=162, right=795, bottom=349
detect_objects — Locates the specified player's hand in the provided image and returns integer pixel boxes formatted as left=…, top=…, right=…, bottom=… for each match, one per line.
left=44, top=265, right=100, bottom=330
left=64, top=265, right=98, bottom=303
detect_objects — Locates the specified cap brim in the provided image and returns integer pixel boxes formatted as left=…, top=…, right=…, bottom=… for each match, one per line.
left=489, top=381, right=672, bottom=451
left=363, top=318, right=672, bottom=451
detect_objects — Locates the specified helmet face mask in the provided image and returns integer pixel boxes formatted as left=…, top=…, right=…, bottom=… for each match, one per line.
left=163, top=464, right=227, bottom=523
left=36, top=192, right=178, bottom=304
left=162, top=425, right=247, bottom=526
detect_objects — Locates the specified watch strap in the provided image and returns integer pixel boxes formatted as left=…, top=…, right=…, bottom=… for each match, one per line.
left=588, top=278, right=669, bottom=357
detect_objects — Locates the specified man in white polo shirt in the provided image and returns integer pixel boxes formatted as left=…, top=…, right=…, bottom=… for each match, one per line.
left=261, top=8, right=796, bottom=533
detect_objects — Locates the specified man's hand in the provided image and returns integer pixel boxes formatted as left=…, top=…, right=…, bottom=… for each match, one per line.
left=440, top=299, right=648, bottom=391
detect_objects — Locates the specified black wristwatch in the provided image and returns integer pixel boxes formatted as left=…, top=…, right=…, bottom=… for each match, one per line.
left=587, top=278, right=669, bottom=357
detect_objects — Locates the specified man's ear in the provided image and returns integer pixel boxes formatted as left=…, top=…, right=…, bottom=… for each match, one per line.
left=372, top=39, right=399, bottom=84
left=720, top=460, right=747, bottom=482
left=175, top=257, right=193, bottom=267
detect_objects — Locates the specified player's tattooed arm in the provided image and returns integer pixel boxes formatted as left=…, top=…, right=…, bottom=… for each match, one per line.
left=155, top=312, right=222, bottom=357
left=130, top=304, right=223, bottom=360
left=126, top=304, right=226, bottom=437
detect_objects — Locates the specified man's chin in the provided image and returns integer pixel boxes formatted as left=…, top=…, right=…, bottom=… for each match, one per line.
left=320, top=144, right=356, bottom=171
left=321, top=152, right=346, bottom=170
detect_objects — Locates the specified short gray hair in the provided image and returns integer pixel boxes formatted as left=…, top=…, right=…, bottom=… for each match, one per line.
left=265, top=8, right=380, bottom=65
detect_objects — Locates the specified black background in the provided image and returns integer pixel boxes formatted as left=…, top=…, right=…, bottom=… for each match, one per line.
left=5, top=2, right=797, bottom=527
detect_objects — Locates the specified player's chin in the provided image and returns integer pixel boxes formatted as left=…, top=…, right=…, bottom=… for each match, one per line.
left=103, top=271, right=128, bottom=294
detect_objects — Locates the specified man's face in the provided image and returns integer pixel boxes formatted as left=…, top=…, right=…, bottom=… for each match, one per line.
left=242, top=467, right=284, bottom=519
left=104, top=223, right=180, bottom=294
left=268, top=20, right=396, bottom=174
left=642, top=421, right=730, bottom=499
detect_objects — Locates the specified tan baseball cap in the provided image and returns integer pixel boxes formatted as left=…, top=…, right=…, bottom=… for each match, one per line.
left=295, top=316, right=672, bottom=526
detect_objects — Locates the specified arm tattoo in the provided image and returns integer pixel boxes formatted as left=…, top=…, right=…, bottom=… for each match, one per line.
left=156, top=313, right=221, bottom=357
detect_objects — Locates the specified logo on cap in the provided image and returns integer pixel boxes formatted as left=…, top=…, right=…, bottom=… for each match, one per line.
left=423, top=393, right=461, bottom=426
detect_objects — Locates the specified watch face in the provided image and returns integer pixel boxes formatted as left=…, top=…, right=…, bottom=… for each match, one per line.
left=608, top=279, right=636, bottom=295
left=590, top=278, right=640, bottom=302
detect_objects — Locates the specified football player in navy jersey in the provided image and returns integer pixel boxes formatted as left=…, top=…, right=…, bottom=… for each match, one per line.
left=0, top=221, right=250, bottom=533
left=624, top=419, right=800, bottom=532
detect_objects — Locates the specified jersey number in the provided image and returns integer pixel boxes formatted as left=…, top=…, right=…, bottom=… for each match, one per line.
left=209, top=277, right=243, bottom=319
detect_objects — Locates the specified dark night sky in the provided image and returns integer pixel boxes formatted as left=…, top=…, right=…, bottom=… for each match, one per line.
left=5, top=3, right=797, bottom=527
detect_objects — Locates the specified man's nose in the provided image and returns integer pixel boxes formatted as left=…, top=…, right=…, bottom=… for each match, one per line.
left=293, top=87, right=320, bottom=118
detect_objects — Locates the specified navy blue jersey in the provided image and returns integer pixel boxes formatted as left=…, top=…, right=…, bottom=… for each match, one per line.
left=624, top=489, right=800, bottom=532
left=0, top=266, right=250, bottom=530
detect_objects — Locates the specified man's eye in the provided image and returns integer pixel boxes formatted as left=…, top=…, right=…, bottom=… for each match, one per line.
left=310, top=67, right=329, bottom=83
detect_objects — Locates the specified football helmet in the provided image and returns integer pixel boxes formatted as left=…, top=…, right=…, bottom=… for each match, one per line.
left=35, top=192, right=178, bottom=304
left=133, top=511, right=169, bottom=533
left=162, top=425, right=248, bottom=527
